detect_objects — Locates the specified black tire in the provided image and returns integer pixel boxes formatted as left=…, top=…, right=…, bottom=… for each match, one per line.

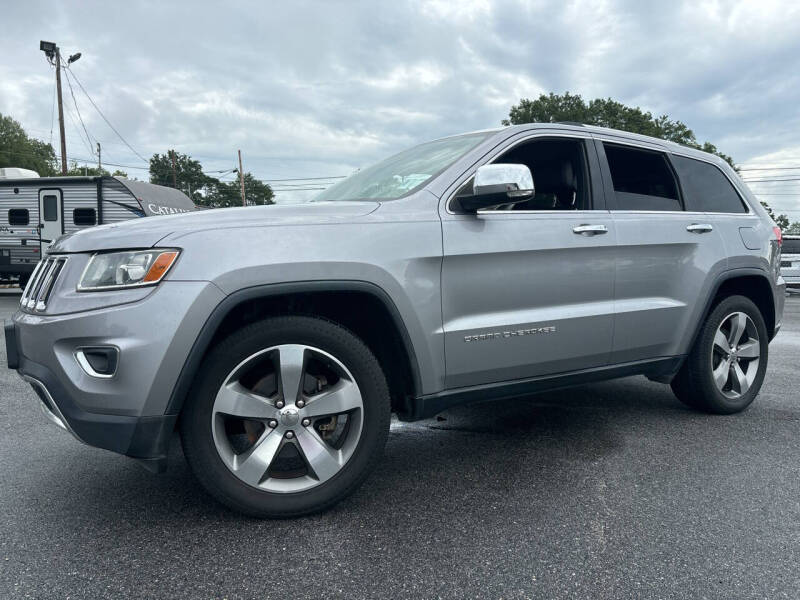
left=671, top=295, right=768, bottom=414
left=180, top=316, right=390, bottom=518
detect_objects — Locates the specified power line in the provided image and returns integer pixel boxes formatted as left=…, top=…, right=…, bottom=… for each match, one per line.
left=260, top=175, right=347, bottom=182
left=62, top=67, right=96, bottom=155
left=65, top=66, right=149, bottom=163
left=0, top=147, right=149, bottom=171
left=271, top=187, right=326, bottom=191
left=263, top=182, right=334, bottom=188
left=744, top=181, right=800, bottom=185
left=62, top=100, right=95, bottom=156
left=743, top=177, right=800, bottom=183
left=739, top=166, right=800, bottom=171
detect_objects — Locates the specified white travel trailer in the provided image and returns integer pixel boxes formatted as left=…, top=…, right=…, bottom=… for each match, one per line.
left=0, top=173, right=195, bottom=286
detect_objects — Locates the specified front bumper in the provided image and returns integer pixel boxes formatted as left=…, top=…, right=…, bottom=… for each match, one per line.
left=5, top=280, right=226, bottom=466
left=6, top=320, right=177, bottom=464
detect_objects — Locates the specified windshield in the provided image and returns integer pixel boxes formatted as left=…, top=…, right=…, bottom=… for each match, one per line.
left=314, top=132, right=493, bottom=202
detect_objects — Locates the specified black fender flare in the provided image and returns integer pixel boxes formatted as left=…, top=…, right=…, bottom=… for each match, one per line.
left=164, top=280, right=422, bottom=415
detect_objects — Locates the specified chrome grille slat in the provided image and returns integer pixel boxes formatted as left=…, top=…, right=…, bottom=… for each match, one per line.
left=35, top=259, right=66, bottom=311
left=20, top=260, right=45, bottom=305
left=25, top=260, right=53, bottom=309
left=20, top=256, right=68, bottom=313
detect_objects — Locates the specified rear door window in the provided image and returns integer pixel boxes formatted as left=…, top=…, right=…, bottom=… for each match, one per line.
left=671, top=155, right=747, bottom=213
left=603, top=143, right=681, bottom=211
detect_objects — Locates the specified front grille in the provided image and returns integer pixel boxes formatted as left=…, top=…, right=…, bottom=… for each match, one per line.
left=20, top=256, right=68, bottom=312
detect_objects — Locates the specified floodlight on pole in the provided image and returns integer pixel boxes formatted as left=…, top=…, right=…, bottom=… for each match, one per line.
left=39, top=40, right=56, bottom=57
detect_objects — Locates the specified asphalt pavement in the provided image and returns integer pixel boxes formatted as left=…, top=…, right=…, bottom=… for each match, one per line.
left=1, top=290, right=799, bottom=599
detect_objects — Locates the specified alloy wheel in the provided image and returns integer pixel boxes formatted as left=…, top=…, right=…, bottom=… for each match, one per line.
left=211, top=344, right=364, bottom=493
left=710, top=311, right=760, bottom=399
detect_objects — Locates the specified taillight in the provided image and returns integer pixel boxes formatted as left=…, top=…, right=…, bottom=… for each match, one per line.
left=773, top=226, right=782, bottom=246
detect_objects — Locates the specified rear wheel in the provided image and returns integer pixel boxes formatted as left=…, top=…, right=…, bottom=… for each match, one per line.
left=671, top=295, right=768, bottom=414
left=180, top=316, right=390, bottom=517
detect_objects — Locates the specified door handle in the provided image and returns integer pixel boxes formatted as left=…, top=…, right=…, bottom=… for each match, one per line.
left=687, top=223, right=713, bottom=233
left=573, top=224, right=608, bottom=236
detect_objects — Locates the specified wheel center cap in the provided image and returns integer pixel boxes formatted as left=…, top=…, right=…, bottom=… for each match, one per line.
left=280, top=407, right=300, bottom=426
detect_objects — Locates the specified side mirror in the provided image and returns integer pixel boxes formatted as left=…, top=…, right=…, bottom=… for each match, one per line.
left=452, top=164, right=535, bottom=213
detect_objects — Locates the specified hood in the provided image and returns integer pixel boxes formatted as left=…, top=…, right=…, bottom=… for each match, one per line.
left=49, top=201, right=380, bottom=253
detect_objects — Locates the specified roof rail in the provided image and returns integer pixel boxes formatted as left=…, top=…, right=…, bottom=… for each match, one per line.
left=554, top=121, right=586, bottom=127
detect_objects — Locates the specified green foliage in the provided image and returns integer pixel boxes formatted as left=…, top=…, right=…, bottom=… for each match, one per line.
left=149, top=151, right=214, bottom=203
left=761, top=201, right=791, bottom=230
left=0, top=113, right=58, bottom=176
left=149, top=149, right=273, bottom=208
left=503, top=92, right=736, bottom=167
left=205, top=173, right=275, bottom=208
left=785, top=221, right=800, bottom=235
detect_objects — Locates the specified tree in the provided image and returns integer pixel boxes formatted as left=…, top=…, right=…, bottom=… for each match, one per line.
left=204, top=173, right=274, bottom=208
left=503, top=92, right=790, bottom=227
left=503, top=92, right=736, bottom=167
left=785, top=221, right=800, bottom=235
left=761, top=201, right=790, bottom=231
left=149, top=149, right=273, bottom=208
left=149, top=150, right=215, bottom=203
left=240, top=172, right=274, bottom=206
left=0, top=113, right=58, bottom=176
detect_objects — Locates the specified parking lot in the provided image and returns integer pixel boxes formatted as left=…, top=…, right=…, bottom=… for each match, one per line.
left=1, top=290, right=798, bottom=599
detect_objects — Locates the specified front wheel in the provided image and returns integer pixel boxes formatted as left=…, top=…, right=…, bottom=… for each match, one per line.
left=671, top=295, right=768, bottom=414
left=180, top=316, right=390, bottom=518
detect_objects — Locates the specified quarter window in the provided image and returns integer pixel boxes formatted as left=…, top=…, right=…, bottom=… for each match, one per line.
left=73, top=208, right=97, bottom=226
left=42, top=195, right=58, bottom=221
left=603, top=143, right=681, bottom=211
left=671, top=155, right=747, bottom=213
left=8, top=209, right=29, bottom=225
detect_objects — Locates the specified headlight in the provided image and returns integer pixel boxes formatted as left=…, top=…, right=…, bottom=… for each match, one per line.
left=78, top=249, right=180, bottom=291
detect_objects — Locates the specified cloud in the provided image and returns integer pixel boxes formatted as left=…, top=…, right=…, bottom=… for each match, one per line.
left=1, top=0, right=799, bottom=213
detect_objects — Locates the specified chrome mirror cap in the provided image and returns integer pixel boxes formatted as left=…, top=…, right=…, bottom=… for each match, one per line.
left=474, top=163, right=534, bottom=198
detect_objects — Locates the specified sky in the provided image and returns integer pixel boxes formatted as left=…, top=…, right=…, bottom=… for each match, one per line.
left=1, top=0, right=800, bottom=217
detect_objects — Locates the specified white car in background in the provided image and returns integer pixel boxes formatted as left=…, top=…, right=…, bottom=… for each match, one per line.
left=782, top=236, right=800, bottom=292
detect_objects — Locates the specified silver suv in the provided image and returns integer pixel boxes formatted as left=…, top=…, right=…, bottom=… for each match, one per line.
left=5, top=124, right=786, bottom=517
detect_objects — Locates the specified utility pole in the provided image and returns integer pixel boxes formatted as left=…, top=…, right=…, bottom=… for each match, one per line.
left=40, top=41, right=80, bottom=175
left=54, top=48, right=67, bottom=174
left=170, top=150, right=177, bottom=188
left=238, top=149, right=246, bottom=206
left=97, top=142, right=101, bottom=172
